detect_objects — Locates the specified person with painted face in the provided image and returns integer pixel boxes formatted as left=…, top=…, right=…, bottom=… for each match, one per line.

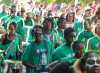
left=22, top=25, right=53, bottom=73
left=52, top=27, right=76, bottom=64
left=73, top=51, right=100, bottom=73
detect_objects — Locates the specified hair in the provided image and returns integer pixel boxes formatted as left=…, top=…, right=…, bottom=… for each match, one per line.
left=31, top=25, right=43, bottom=36
left=95, top=24, right=100, bottom=34
left=64, top=27, right=74, bottom=38
left=57, top=17, right=66, bottom=26
left=43, top=17, right=53, bottom=26
left=49, top=62, right=73, bottom=73
left=96, top=7, right=100, bottom=16
left=84, top=18, right=92, bottom=29
left=72, top=41, right=84, bottom=52
left=43, top=17, right=54, bottom=30
left=8, top=22, right=17, bottom=29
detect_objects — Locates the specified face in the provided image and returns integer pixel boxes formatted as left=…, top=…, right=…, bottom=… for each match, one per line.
left=35, top=15, right=41, bottom=21
left=85, top=10, right=91, bottom=17
left=95, top=25, right=100, bottom=36
left=65, top=32, right=76, bottom=44
left=86, top=55, right=100, bottom=73
left=34, top=27, right=42, bottom=42
left=74, top=43, right=84, bottom=58
left=10, top=8, right=16, bottom=16
left=8, top=24, right=16, bottom=34
left=44, top=21, right=52, bottom=31
left=59, top=19, right=66, bottom=29
left=2, top=5, right=6, bottom=12
left=85, top=22, right=92, bottom=31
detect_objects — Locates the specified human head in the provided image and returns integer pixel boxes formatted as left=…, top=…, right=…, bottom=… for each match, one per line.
left=95, top=24, right=100, bottom=36
left=20, top=7, right=25, bottom=16
left=31, top=25, right=43, bottom=42
left=43, top=17, right=53, bottom=33
left=10, top=4, right=16, bottom=16
left=1, top=4, right=6, bottom=12
left=64, top=27, right=76, bottom=46
left=95, top=7, right=100, bottom=19
left=80, top=51, right=100, bottom=73
left=49, top=62, right=73, bottom=73
left=84, top=18, right=92, bottom=31
left=57, top=17, right=66, bottom=29
left=8, top=22, right=17, bottom=34
left=72, top=41, right=84, bottom=58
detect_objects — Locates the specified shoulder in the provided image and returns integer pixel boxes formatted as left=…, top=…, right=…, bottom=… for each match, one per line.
left=54, top=44, right=66, bottom=53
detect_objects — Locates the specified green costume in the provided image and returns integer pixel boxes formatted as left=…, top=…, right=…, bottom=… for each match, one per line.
left=2, top=15, right=25, bottom=40
left=77, top=31, right=94, bottom=47
left=73, top=19, right=84, bottom=34
left=43, top=31, right=56, bottom=49
left=88, top=36, right=100, bottom=50
left=52, top=43, right=76, bottom=63
left=22, top=39, right=53, bottom=73
left=54, top=29, right=65, bottom=48
left=0, top=33, right=20, bottom=60
left=0, top=12, right=7, bottom=18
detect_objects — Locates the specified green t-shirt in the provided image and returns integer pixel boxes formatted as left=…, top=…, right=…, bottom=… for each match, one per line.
left=2, top=15, right=25, bottom=40
left=73, top=19, right=84, bottom=34
left=54, top=29, right=65, bottom=48
left=77, top=31, right=94, bottom=47
left=0, top=12, right=7, bottom=18
left=22, top=39, right=53, bottom=73
left=52, top=43, right=76, bottom=63
left=88, top=36, right=100, bottom=50
left=0, top=33, right=19, bottom=60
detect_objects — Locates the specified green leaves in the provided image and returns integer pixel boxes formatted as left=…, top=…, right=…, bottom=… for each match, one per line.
left=0, top=0, right=12, bottom=6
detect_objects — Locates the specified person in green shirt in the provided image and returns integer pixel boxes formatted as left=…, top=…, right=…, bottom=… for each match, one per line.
left=0, top=22, right=22, bottom=60
left=0, top=4, right=7, bottom=18
left=73, top=51, right=100, bottom=73
left=88, top=24, right=100, bottom=50
left=22, top=12, right=34, bottom=47
left=43, top=17, right=55, bottom=49
left=54, top=17, right=67, bottom=48
left=52, top=27, right=76, bottom=64
left=22, top=25, right=53, bottom=73
left=76, top=18, right=94, bottom=52
left=0, top=22, right=22, bottom=73
left=1, top=4, right=25, bottom=40
left=72, top=40, right=84, bottom=59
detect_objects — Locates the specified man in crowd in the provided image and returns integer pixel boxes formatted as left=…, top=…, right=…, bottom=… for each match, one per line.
left=22, top=25, right=53, bottom=73
left=52, top=27, right=76, bottom=64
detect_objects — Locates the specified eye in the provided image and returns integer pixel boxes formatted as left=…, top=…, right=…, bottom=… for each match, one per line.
left=96, top=60, right=100, bottom=64
left=87, top=59, right=95, bottom=65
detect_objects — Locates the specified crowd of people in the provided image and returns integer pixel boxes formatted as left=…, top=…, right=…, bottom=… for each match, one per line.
left=0, top=1, right=100, bottom=73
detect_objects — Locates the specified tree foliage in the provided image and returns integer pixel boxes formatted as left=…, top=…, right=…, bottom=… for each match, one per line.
left=0, top=0, right=12, bottom=6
